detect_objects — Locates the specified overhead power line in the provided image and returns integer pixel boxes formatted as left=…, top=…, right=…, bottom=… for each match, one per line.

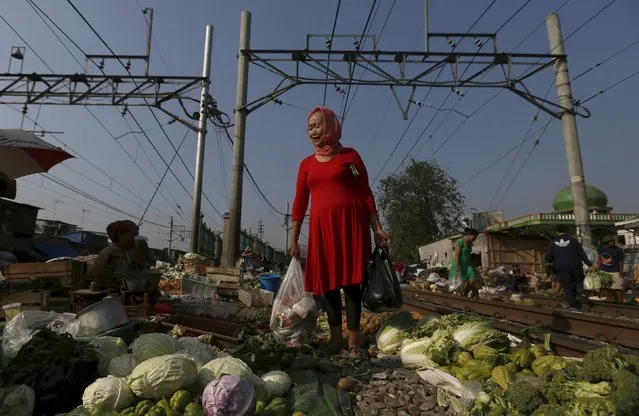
left=322, top=0, right=343, bottom=106
left=580, top=69, right=639, bottom=104
left=65, top=0, right=224, bottom=226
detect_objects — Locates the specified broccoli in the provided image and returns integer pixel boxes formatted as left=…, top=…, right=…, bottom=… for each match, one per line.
left=566, top=396, right=616, bottom=415
left=531, top=403, right=568, bottom=416
left=505, top=380, right=545, bottom=414
left=577, top=346, right=626, bottom=382
left=622, top=353, right=639, bottom=375
left=543, top=372, right=612, bottom=404
left=611, top=369, right=639, bottom=416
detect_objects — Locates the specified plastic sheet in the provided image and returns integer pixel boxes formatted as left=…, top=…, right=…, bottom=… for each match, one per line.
left=2, top=311, right=78, bottom=358
left=270, top=258, right=318, bottom=347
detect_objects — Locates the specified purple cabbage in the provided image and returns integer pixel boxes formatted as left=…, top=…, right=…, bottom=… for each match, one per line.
left=202, top=374, right=256, bottom=416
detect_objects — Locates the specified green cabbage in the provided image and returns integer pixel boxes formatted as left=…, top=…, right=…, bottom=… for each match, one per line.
left=127, top=354, right=198, bottom=399
left=82, top=376, right=135, bottom=412
left=108, top=353, right=137, bottom=378
left=261, top=371, right=292, bottom=398
left=90, top=336, right=127, bottom=376
left=375, top=311, right=416, bottom=355
left=130, top=333, right=177, bottom=362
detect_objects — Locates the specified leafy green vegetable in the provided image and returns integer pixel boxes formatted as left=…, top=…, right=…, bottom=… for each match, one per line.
left=452, top=321, right=510, bottom=352
left=375, top=311, right=416, bottom=354
left=410, top=313, right=482, bottom=339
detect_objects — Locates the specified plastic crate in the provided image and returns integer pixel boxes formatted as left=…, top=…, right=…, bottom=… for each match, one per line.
left=181, top=274, right=219, bottom=297
left=238, top=288, right=274, bottom=307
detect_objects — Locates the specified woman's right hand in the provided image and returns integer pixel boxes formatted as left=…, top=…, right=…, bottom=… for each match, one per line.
left=290, top=241, right=300, bottom=259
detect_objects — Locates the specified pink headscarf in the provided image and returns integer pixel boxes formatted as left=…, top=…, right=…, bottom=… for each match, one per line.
left=308, top=106, right=343, bottom=157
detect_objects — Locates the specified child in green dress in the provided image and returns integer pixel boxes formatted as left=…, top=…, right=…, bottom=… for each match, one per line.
left=450, top=228, right=480, bottom=298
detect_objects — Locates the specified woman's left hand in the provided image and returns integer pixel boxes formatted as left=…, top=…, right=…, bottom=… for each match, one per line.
left=375, top=228, right=392, bottom=247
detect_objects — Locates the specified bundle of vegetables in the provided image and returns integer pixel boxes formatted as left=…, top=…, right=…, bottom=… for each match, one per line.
left=584, top=270, right=614, bottom=291
left=451, top=320, right=511, bottom=352
left=0, top=329, right=99, bottom=415
left=375, top=311, right=416, bottom=354
left=399, top=329, right=459, bottom=368
left=409, top=313, right=483, bottom=340
left=467, top=346, right=639, bottom=416
left=116, top=391, right=205, bottom=416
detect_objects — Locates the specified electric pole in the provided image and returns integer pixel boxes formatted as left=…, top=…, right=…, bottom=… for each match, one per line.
left=168, top=216, right=173, bottom=259
left=223, top=10, right=251, bottom=267
left=190, top=25, right=214, bottom=253
left=284, top=202, right=290, bottom=264
left=546, top=13, right=593, bottom=247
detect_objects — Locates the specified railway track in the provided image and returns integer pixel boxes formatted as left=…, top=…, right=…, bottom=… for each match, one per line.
left=484, top=291, right=639, bottom=319
left=402, top=287, right=639, bottom=351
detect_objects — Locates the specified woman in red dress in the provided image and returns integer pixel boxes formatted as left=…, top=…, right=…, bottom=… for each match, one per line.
left=290, top=106, right=391, bottom=355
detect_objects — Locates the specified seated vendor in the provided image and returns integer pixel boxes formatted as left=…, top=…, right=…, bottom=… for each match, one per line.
left=85, top=220, right=138, bottom=290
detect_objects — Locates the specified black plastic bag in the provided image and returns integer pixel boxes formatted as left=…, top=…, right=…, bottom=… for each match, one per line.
left=362, top=247, right=402, bottom=312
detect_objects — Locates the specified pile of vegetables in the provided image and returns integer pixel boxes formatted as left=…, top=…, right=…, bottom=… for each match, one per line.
left=375, top=312, right=639, bottom=415
left=0, top=330, right=99, bottom=415
left=75, top=328, right=295, bottom=416
left=584, top=270, right=614, bottom=290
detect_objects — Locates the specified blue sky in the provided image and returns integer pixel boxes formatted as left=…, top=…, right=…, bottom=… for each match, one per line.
left=1, top=0, right=638, bottom=252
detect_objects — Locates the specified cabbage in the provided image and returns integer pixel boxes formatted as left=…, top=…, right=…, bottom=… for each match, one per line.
left=400, top=329, right=458, bottom=368
left=130, top=333, right=177, bottom=362
left=202, top=374, right=256, bottom=416
left=82, top=376, right=135, bottom=412
left=410, top=313, right=482, bottom=339
left=376, top=311, right=416, bottom=354
left=90, top=336, right=127, bottom=376
left=127, top=354, right=198, bottom=399
left=400, top=338, right=438, bottom=370
left=108, top=353, right=138, bottom=378
left=452, top=321, right=510, bottom=352
left=261, top=371, right=292, bottom=397
left=177, top=337, right=217, bottom=368
left=198, top=356, right=268, bottom=402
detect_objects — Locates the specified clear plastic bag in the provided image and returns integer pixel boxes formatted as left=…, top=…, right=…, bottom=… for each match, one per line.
left=2, top=311, right=78, bottom=358
left=449, top=275, right=463, bottom=293
left=269, top=258, right=318, bottom=347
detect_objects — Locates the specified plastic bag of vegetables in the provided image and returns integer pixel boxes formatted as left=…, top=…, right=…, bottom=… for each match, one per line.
left=127, top=353, right=198, bottom=399
left=202, top=374, right=256, bottom=416
left=269, top=258, right=318, bottom=347
left=82, top=376, right=135, bottom=412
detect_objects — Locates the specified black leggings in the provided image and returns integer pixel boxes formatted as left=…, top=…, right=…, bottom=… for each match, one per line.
left=323, top=285, right=362, bottom=331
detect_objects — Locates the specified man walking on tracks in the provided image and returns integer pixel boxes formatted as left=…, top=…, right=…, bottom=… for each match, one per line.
left=544, top=225, right=595, bottom=309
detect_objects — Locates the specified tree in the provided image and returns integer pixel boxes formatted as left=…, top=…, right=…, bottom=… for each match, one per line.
left=378, top=159, right=464, bottom=263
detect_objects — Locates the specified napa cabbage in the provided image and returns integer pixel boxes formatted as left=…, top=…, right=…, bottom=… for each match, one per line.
left=375, top=311, right=416, bottom=355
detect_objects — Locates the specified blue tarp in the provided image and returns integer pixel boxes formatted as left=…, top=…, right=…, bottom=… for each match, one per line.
left=33, top=242, right=77, bottom=260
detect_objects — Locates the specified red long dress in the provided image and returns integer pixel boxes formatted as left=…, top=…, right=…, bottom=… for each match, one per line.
left=292, top=147, right=377, bottom=295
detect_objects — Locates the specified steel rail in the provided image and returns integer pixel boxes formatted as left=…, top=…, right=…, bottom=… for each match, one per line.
left=402, top=287, right=639, bottom=350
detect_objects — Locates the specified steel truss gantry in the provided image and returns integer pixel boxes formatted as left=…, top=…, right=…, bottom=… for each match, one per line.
left=240, top=40, right=590, bottom=120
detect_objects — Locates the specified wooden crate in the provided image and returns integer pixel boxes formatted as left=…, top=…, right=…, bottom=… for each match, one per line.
left=238, top=288, right=274, bottom=307
left=0, top=291, right=43, bottom=318
left=4, top=261, right=85, bottom=287
left=206, top=266, right=243, bottom=283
